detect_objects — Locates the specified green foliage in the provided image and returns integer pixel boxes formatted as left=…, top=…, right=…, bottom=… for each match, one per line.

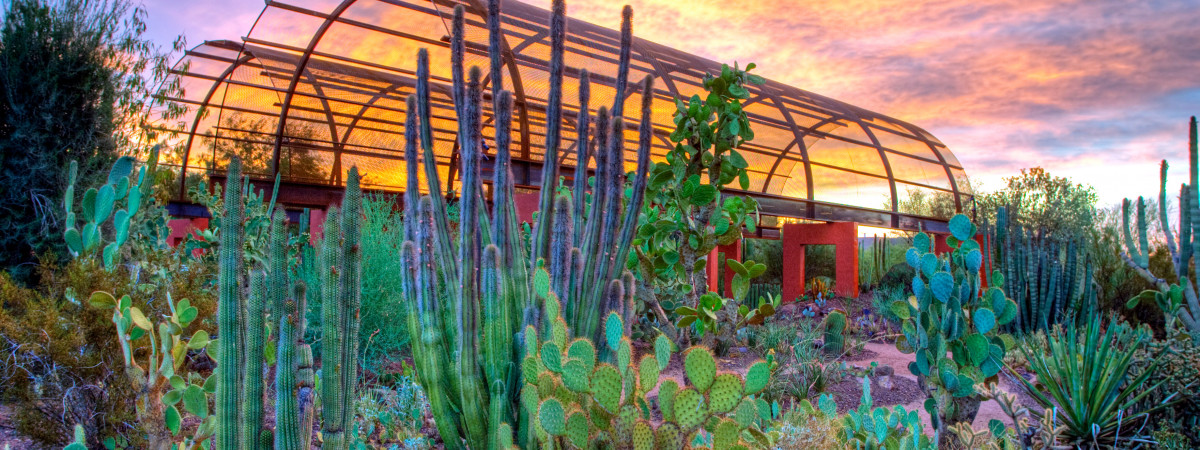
left=674, top=259, right=778, bottom=355
left=523, top=287, right=777, bottom=449
left=0, top=0, right=182, bottom=283
left=977, top=167, right=1098, bottom=236
left=62, top=147, right=169, bottom=271
left=356, top=195, right=410, bottom=365
left=630, top=57, right=764, bottom=341
left=893, top=214, right=1017, bottom=446
left=1016, top=315, right=1173, bottom=448
left=89, top=291, right=215, bottom=449
left=800, top=378, right=933, bottom=450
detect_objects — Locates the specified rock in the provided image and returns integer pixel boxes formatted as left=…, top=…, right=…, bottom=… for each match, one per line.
left=874, top=364, right=894, bottom=377
left=875, top=364, right=895, bottom=390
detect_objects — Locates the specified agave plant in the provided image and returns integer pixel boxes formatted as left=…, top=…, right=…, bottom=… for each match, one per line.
left=1016, top=314, right=1174, bottom=448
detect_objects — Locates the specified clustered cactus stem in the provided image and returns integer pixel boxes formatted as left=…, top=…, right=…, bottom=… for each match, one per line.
left=214, top=157, right=363, bottom=450
left=400, top=1, right=654, bottom=448
left=1121, top=117, right=1200, bottom=336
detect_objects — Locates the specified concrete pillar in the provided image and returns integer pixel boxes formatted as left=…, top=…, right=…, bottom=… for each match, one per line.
left=781, top=221, right=859, bottom=302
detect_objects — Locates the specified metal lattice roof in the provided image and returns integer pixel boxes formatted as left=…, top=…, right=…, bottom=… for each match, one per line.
left=156, top=0, right=971, bottom=229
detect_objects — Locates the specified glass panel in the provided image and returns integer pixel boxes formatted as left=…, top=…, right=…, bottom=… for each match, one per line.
left=810, top=166, right=892, bottom=210
left=887, top=153, right=952, bottom=189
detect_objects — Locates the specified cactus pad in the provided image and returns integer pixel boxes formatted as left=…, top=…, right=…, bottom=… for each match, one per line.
left=605, top=311, right=623, bottom=350
left=713, top=418, right=741, bottom=449
left=965, top=248, right=983, bottom=272
left=552, top=317, right=568, bottom=349
left=734, top=398, right=757, bottom=427
left=614, top=404, right=638, bottom=445
left=539, top=398, right=566, bottom=436
left=683, top=347, right=716, bottom=392
left=914, top=232, right=931, bottom=253
left=566, top=410, right=589, bottom=448
left=562, top=358, right=591, bottom=393
left=523, top=355, right=539, bottom=381
left=920, top=253, right=939, bottom=277
left=631, top=420, right=654, bottom=450
left=591, top=363, right=622, bottom=413
left=654, top=334, right=672, bottom=370
left=964, top=333, right=988, bottom=365
left=637, top=355, right=659, bottom=393
left=973, top=308, right=996, bottom=334
left=541, top=341, right=563, bottom=373
left=709, top=373, right=744, bottom=413
left=655, top=422, right=683, bottom=449
left=567, top=338, right=597, bottom=373
left=617, top=337, right=633, bottom=373
left=522, top=387, right=540, bottom=416
left=673, top=387, right=705, bottom=431
left=496, top=422, right=514, bottom=448
left=949, top=214, right=973, bottom=241
left=905, top=247, right=920, bottom=268
left=658, top=379, right=678, bottom=421
left=524, top=325, right=540, bottom=356
left=930, top=271, right=954, bottom=302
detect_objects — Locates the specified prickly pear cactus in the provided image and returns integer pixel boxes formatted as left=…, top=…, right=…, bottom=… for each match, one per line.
left=519, top=268, right=777, bottom=449
left=893, top=214, right=1018, bottom=446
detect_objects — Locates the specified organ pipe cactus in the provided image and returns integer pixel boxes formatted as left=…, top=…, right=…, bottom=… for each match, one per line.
left=1121, top=117, right=1200, bottom=338
left=990, top=206, right=1096, bottom=334
left=400, top=1, right=653, bottom=448
left=211, top=157, right=362, bottom=450
left=893, top=214, right=1018, bottom=447
left=216, top=157, right=247, bottom=449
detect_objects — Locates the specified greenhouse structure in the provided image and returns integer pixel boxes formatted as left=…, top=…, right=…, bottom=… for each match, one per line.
left=155, top=0, right=973, bottom=299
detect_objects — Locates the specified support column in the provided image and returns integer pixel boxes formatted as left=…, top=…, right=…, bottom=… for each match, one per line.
left=309, top=208, right=327, bottom=245
left=782, top=234, right=806, bottom=304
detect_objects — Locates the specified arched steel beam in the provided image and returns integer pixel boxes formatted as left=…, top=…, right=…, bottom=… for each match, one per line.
left=299, top=70, right=346, bottom=184
left=177, top=52, right=256, bottom=199
left=270, top=0, right=358, bottom=180
left=338, top=81, right=410, bottom=184
left=759, top=84, right=814, bottom=207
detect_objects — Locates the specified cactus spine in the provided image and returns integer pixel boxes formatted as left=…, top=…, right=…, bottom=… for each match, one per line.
left=401, top=1, right=653, bottom=447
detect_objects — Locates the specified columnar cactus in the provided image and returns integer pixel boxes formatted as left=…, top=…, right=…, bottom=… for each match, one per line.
left=400, top=1, right=653, bottom=448
left=990, top=206, right=1095, bottom=334
left=216, top=157, right=246, bottom=450
left=1121, top=117, right=1200, bottom=337
left=212, top=157, right=361, bottom=449
left=893, top=214, right=1018, bottom=447
left=321, top=169, right=363, bottom=450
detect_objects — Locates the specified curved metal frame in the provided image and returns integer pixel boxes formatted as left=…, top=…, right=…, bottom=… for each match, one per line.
left=159, top=0, right=971, bottom=229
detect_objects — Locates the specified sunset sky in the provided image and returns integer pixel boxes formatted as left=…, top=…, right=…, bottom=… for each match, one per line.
left=139, top=0, right=1200, bottom=207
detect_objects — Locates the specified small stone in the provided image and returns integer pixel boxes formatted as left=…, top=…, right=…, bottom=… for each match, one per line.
left=878, top=375, right=894, bottom=390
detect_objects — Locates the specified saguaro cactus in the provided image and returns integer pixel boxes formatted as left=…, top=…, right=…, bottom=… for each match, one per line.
left=400, top=0, right=654, bottom=448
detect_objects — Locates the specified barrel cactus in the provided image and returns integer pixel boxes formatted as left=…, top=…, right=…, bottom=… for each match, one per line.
left=823, top=310, right=847, bottom=358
